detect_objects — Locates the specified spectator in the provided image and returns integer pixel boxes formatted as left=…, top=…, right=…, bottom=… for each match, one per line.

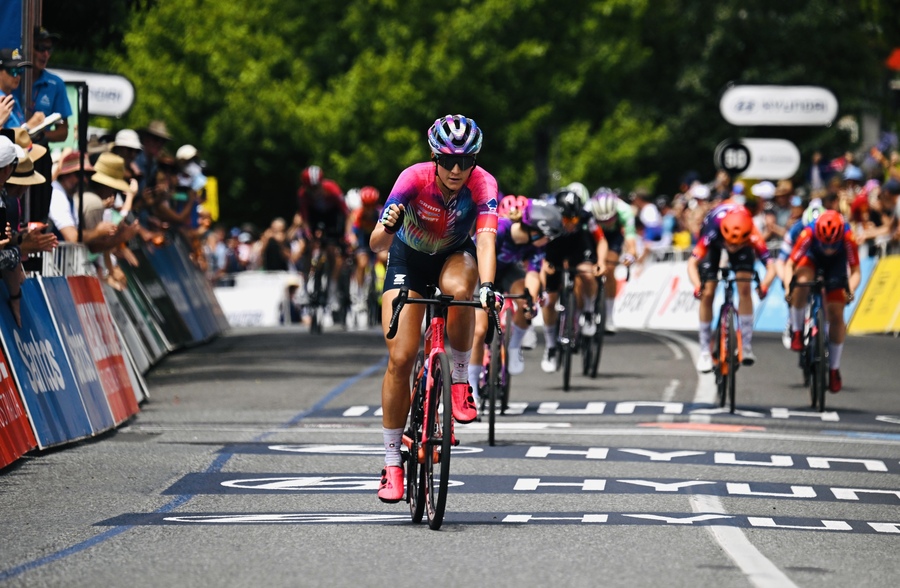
left=682, top=181, right=711, bottom=242
left=860, top=178, right=900, bottom=255
left=25, top=27, right=73, bottom=224
left=710, top=170, right=732, bottom=203
left=135, top=120, right=172, bottom=194
left=631, top=188, right=664, bottom=261
left=260, top=217, right=291, bottom=271
left=3, top=144, right=58, bottom=326
left=839, top=164, right=865, bottom=220
left=807, top=151, right=833, bottom=191
left=751, top=181, right=777, bottom=242
left=767, top=180, right=794, bottom=238
left=0, top=49, right=44, bottom=131
left=111, top=129, right=143, bottom=201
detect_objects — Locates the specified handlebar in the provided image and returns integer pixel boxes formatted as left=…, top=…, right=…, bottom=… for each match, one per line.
left=386, top=286, right=502, bottom=344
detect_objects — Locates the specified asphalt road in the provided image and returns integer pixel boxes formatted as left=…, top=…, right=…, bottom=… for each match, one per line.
left=1, top=324, right=899, bottom=587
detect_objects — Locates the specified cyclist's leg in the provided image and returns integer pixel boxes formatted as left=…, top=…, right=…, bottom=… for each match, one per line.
left=574, top=260, right=598, bottom=334
left=439, top=250, right=480, bottom=422
left=469, top=310, right=488, bottom=403
left=603, top=250, right=620, bottom=332
left=730, top=245, right=757, bottom=362
left=506, top=276, right=529, bottom=374
left=541, top=261, right=562, bottom=372
left=789, top=262, right=814, bottom=351
left=695, top=250, right=718, bottom=371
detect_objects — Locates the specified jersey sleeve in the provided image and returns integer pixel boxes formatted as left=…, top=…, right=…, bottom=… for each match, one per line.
left=471, top=168, right=499, bottom=235
left=750, top=225, right=771, bottom=264
left=617, top=201, right=637, bottom=238
left=789, top=227, right=814, bottom=264
left=843, top=228, right=860, bottom=268
left=382, top=166, right=422, bottom=226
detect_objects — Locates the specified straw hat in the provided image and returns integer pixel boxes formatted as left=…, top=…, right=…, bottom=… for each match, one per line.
left=91, top=152, right=131, bottom=192
left=139, top=120, right=172, bottom=141
left=7, top=152, right=47, bottom=186
left=13, top=127, right=47, bottom=161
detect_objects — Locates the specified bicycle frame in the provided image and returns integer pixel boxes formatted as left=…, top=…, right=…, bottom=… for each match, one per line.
left=483, top=291, right=530, bottom=446
left=791, top=278, right=829, bottom=412
left=708, top=267, right=757, bottom=413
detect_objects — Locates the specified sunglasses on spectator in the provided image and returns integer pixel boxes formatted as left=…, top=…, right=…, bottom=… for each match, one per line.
left=34, top=44, right=54, bottom=53
left=3, top=67, right=23, bottom=77
left=435, top=154, right=476, bottom=171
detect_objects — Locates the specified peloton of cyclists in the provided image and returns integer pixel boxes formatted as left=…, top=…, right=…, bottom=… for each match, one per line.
left=687, top=203, right=777, bottom=373
left=586, top=188, right=638, bottom=335
left=782, top=210, right=861, bottom=393
left=539, top=188, right=608, bottom=373
left=469, top=198, right=565, bottom=401
left=370, top=114, right=500, bottom=503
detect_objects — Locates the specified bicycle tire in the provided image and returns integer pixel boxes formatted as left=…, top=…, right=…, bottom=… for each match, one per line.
left=500, top=305, right=513, bottom=413
left=424, top=351, right=453, bottom=530
left=589, top=284, right=606, bottom=379
left=561, top=286, right=576, bottom=391
left=487, top=324, right=501, bottom=447
left=713, top=312, right=726, bottom=408
left=726, top=307, right=738, bottom=414
left=407, top=351, right=426, bottom=523
left=813, top=305, right=828, bottom=412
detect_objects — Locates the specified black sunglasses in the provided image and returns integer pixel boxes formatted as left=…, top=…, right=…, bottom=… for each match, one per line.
left=34, top=44, right=54, bottom=53
left=435, top=153, right=476, bottom=171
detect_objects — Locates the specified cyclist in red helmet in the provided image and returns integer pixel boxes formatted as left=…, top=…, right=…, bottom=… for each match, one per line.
left=345, top=185, right=384, bottom=329
left=688, top=203, right=776, bottom=373
left=370, top=114, right=499, bottom=503
left=783, top=210, right=861, bottom=393
left=296, top=164, right=347, bottom=310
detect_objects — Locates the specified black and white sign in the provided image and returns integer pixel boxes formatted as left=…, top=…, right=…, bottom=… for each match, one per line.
left=714, top=141, right=751, bottom=174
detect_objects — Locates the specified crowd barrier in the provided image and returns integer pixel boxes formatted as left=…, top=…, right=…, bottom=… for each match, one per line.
left=0, top=236, right=228, bottom=469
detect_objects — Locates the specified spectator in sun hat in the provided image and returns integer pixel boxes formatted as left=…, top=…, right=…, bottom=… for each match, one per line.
left=0, top=48, right=44, bottom=132
left=175, top=143, right=208, bottom=229
left=135, top=120, right=172, bottom=194
left=80, top=152, right=138, bottom=249
left=5, top=152, right=58, bottom=256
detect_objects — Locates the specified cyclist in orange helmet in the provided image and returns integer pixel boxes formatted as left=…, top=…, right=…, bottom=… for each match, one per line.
left=688, top=203, right=776, bottom=373
left=782, top=210, right=861, bottom=393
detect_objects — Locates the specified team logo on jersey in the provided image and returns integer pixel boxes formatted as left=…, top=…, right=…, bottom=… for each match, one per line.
left=393, top=274, right=406, bottom=285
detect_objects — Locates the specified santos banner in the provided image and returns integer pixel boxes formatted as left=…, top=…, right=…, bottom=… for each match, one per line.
left=0, top=351, right=36, bottom=468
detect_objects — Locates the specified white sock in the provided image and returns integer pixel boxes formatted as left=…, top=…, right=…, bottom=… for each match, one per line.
left=605, top=298, right=615, bottom=324
left=544, top=323, right=558, bottom=348
left=449, top=345, right=471, bottom=384
left=383, top=427, right=404, bottom=467
left=699, top=321, right=711, bottom=352
left=468, top=364, right=483, bottom=396
left=790, top=307, right=805, bottom=332
left=509, top=323, right=527, bottom=349
left=829, top=342, right=843, bottom=369
left=740, top=315, right=754, bottom=349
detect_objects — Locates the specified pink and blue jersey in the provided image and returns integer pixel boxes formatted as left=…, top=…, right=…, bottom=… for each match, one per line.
left=382, top=162, right=498, bottom=254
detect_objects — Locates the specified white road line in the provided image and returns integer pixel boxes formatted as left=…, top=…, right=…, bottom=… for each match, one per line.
left=660, top=330, right=798, bottom=588
left=691, top=495, right=799, bottom=588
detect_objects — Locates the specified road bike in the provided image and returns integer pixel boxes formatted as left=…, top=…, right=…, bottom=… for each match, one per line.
left=554, top=265, right=603, bottom=391
left=709, top=267, right=758, bottom=414
left=481, top=291, right=531, bottom=447
left=305, top=225, right=334, bottom=334
left=789, top=277, right=829, bottom=412
left=581, top=276, right=606, bottom=379
left=386, top=285, right=499, bottom=530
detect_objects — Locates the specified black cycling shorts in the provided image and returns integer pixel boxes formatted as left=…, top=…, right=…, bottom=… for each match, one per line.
left=699, top=245, right=756, bottom=283
left=383, top=237, right=477, bottom=296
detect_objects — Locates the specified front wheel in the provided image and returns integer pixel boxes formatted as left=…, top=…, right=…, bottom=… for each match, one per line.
left=812, top=306, right=828, bottom=412
left=725, top=307, right=738, bottom=414
left=561, top=287, right=576, bottom=391
left=424, top=352, right=453, bottom=530
left=487, top=329, right=501, bottom=447
left=589, top=284, right=606, bottom=379
left=406, top=351, right=426, bottom=523
left=713, top=313, right=726, bottom=408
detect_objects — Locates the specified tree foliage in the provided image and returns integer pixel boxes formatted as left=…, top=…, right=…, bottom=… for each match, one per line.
left=44, top=0, right=900, bottom=226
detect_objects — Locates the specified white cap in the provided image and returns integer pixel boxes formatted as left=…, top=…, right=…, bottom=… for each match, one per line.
left=113, top=129, right=143, bottom=151
left=176, top=144, right=198, bottom=161
left=690, top=182, right=710, bottom=200
left=0, top=136, right=17, bottom=167
left=751, top=181, right=776, bottom=199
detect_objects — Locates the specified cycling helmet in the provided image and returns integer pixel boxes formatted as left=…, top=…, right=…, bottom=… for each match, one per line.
left=814, top=210, right=844, bottom=245
left=554, top=189, right=582, bottom=219
left=302, top=165, right=322, bottom=186
left=589, top=187, right=618, bottom=221
left=720, top=208, right=753, bottom=246
left=802, top=203, right=824, bottom=226
left=566, top=182, right=590, bottom=206
left=360, top=185, right=380, bottom=206
left=497, top=194, right=530, bottom=218
left=521, top=199, right=564, bottom=241
left=427, top=114, right=483, bottom=155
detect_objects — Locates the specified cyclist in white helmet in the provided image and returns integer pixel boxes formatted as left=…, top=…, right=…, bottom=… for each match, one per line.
left=587, top=187, right=637, bottom=334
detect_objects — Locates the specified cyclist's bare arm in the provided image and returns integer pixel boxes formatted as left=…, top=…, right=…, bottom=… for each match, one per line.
left=475, top=231, right=496, bottom=291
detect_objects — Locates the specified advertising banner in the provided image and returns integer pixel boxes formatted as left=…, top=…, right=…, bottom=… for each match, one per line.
left=143, top=243, right=205, bottom=342
left=67, top=276, right=139, bottom=423
left=125, top=247, right=194, bottom=348
left=41, top=277, right=116, bottom=432
left=848, top=256, right=900, bottom=334
left=102, top=282, right=152, bottom=376
left=719, top=85, right=838, bottom=126
left=614, top=263, right=674, bottom=329
left=0, top=280, right=93, bottom=449
left=0, top=352, right=37, bottom=469
left=646, top=263, right=701, bottom=331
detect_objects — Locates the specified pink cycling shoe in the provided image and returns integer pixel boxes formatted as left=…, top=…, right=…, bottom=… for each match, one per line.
left=377, top=466, right=404, bottom=503
left=451, top=383, right=478, bottom=424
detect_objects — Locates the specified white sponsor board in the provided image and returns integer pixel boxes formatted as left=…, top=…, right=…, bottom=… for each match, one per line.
left=214, top=272, right=292, bottom=327
left=740, top=138, right=802, bottom=180
left=51, top=68, right=136, bottom=118
left=646, top=262, right=699, bottom=331
left=613, top=263, right=673, bottom=329
left=719, top=85, right=838, bottom=126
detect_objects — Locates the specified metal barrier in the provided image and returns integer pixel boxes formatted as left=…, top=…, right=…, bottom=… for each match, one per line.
left=40, top=243, right=96, bottom=278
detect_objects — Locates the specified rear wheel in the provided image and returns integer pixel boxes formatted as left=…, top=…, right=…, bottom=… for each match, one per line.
left=406, top=352, right=426, bottom=523
left=424, top=352, right=453, bottom=530
left=561, top=286, right=576, bottom=391
left=589, top=282, right=606, bottom=378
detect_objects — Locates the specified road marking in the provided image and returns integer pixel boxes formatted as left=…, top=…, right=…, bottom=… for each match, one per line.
left=640, top=422, right=766, bottom=433
left=691, top=495, right=799, bottom=588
